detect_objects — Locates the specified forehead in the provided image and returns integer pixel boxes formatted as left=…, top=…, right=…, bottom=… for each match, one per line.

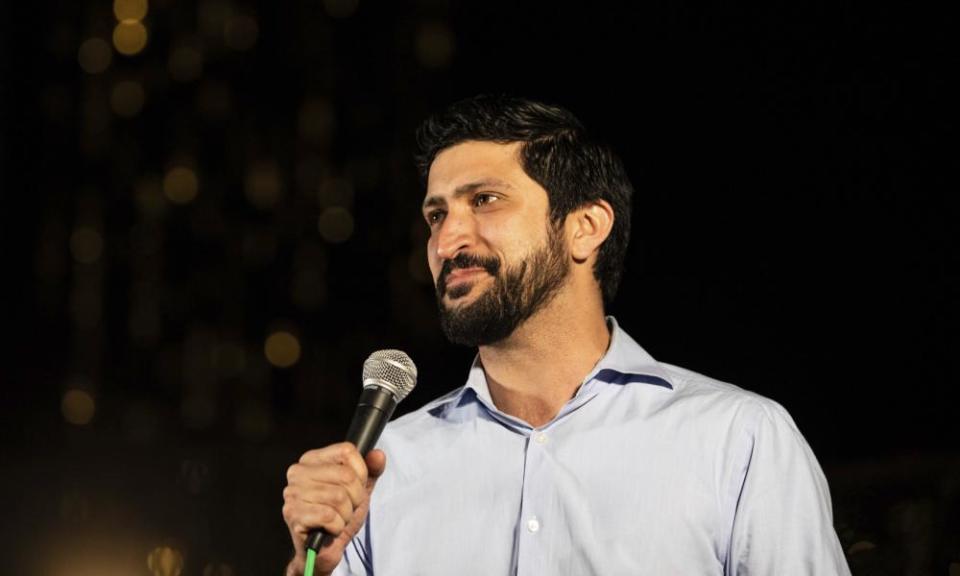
left=425, top=140, right=528, bottom=197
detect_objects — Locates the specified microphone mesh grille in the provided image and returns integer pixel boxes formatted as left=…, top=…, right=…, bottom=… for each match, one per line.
left=362, top=349, right=417, bottom=402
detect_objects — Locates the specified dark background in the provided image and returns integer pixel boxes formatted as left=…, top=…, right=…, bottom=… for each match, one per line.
left=2, top=1, right=956, bottom=574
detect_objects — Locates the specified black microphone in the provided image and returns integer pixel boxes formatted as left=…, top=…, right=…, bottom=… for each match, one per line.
left=306, top=349, right=417, bottom=552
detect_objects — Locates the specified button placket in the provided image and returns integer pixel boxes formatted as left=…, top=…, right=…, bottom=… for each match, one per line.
left=516, top=429, right=551, bottom=575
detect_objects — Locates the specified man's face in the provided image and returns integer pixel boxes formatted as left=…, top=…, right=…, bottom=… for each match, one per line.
left=422, top=141, right=570, bottom=346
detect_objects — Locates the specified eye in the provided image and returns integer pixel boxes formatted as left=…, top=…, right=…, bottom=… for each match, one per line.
left=473, top=193, right=498, bottom=208
left=426, top=210, right=445, bottom=226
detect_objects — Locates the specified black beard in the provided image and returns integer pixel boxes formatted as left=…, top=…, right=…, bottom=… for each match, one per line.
left=436, top=226, right=569, bottom=347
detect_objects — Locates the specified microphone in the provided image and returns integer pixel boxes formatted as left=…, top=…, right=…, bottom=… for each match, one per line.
left=306, top=349, right=417, bottom=552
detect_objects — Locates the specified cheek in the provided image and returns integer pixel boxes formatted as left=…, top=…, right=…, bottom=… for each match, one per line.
left=426, top=237, right=441, bottom=277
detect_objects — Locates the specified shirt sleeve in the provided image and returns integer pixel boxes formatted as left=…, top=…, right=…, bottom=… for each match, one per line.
left=726, top=399, right=851, bottom=576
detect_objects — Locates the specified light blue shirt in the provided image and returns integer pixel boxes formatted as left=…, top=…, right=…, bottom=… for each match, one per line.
left=335, top=318, right=850, bottom=575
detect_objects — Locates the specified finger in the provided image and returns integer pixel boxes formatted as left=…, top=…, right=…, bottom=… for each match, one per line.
left=287, top=463, right=366, bottom=505
left=365, top=449, right=387, bottom=481
left=286, top=483, right=356, bottom=520
left=299, top=443, right=368, bottom=483
left=287, top=502, right=348, bottom=538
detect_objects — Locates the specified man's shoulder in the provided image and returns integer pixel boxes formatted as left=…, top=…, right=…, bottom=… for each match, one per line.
left=657, top=361, right=801, bottom=433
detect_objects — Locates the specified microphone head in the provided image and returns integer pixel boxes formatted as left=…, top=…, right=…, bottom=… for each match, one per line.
left=362, top=349, right=417, bottom=402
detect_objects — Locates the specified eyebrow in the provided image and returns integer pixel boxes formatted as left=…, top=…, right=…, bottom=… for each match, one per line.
left=422, top=178, right=513, bottom=210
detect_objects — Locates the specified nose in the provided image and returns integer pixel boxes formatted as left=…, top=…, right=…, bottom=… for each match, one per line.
left=433, top=209, right=474, bottom=261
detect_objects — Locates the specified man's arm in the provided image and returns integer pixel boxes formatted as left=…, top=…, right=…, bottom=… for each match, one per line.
left=726, top=400, right=851, bottom=575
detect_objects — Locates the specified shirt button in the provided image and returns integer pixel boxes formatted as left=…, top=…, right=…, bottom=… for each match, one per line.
left=527, top=517, right=540, bottom=533
left=534, top=432, right=548, bottom=444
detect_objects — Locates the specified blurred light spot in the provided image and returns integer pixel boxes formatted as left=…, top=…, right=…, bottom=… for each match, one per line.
left=168, top=44, right=203, bottom=82
left=70, top=227, right=104, bottom=264
left=950, top=562, right=960, bottom=576
left=242, top=228, right=277, bottom=267
left=318, top=177, right=353, bottom=207
left=62, top=389, right=95, bottom=425
left=214, top=341, right=247, bottom=379
left=264, top=330, right=301, bottom=368
left=179, top=459, right=212, bottom=495
left=846, top=540, right=876, bottom=555
left=163, top=166, right=198, bottom=204
left=147, top=546, right=184, bottom=576
left=318, top=207, right=354, bottom=243
left=235, top=400, right=274, bottom=439
left=203, top=562, right=235, bottom=576
left=198, top=0, right=234, bottom=39
left=78, top=38, right=112, bottom=74
left=323, top=0, right=359, bottom=18
left=82, top=92, right=111, bottom=136
left=136, top=178, right=168, bottom=218
left=114, top=0, right=148, bottom=21
left=295, top=155, right=328, bottom=196
left=298, top=98, right=335, bottom=143
left=113, top=20, right=148, bottom=56
left=291, top=265, right=326, bottom=311
left=196, top=80, right=232, bottom=118
left=415, top=21, right=455, bottom=69
left=245, top=161, right=283, bottom=209
left=110, top=80, right=145, bottom=118
left=224, top=15, right=258, bottom=51
left=407, top=246, right=431, bottom=284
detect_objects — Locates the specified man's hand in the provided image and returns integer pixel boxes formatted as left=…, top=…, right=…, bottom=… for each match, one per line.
left=282, top=443, right=387, bottom=576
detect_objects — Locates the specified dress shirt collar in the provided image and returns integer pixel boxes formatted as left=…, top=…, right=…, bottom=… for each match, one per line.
left=425, top=317, right=674, bottom=427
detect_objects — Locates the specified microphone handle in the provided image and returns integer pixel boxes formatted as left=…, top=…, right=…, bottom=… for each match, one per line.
left=306, top=387, right=398, bottom=552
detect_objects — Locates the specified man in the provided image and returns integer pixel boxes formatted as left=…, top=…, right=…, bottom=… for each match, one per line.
left=282, top=95, right=851, bottom=575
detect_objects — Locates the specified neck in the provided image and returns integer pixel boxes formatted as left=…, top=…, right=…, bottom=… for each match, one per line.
left=477, top=287, right=610, bottom=428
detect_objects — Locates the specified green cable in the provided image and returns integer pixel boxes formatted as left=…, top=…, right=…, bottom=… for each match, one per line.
left=304, top=548, right=317, bottom=576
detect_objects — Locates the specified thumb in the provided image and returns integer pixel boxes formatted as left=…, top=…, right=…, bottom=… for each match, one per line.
left=365, top=449, right=387, bottom=482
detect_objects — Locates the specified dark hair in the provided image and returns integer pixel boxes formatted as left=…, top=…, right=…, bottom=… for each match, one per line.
left=415, top=94, right=634, bottom=305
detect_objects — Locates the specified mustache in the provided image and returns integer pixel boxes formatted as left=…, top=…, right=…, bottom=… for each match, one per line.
left=437, top=252, right=501, bottom=296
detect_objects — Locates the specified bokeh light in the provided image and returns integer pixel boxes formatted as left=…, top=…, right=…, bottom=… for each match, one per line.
left=323, top=0, right=359, bottom=18
left=224, top=15, right=259, bottom=51
left=163, top=166, right=199, bottom=204
left=298, top=98, right=335, bottom=143
left=113, top=20, right=149, bottom=56
left=318, top=207, right=354, bottom=243
left=62, top=389, right=96, bottom=425
left=135, top=177, right=168, bottom=218
left=415, top=21, right=455, bottom=69
left=147, top=546, right=184, bottom=576
left=235, top=400, right=274, bottom=439
left=318, top=177, right=353, bottom=207
left=264, top=330, right=301, bottom=368
left=203, top=562, right=235, bottom=576
left=110, top=80, right=145, bottom=118
left=78, top=38, right=112, bottom=74
left=70, top=227, right=104, bottom=264
left=244, top=161, right=283, bottom=209
left=214, top=341, right=247, bottom=379
left=168, top=44, right=203, bottom=82
left=114, top=0, right=148, bottom=21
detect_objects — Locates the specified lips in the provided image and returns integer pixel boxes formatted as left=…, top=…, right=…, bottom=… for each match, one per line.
left=445, top=267, right=488, bottom=286
left=437, top=253, right=501, bottom=298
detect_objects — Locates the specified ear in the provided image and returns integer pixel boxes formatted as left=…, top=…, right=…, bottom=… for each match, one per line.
left=567, top=200, right=614, bottom=262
